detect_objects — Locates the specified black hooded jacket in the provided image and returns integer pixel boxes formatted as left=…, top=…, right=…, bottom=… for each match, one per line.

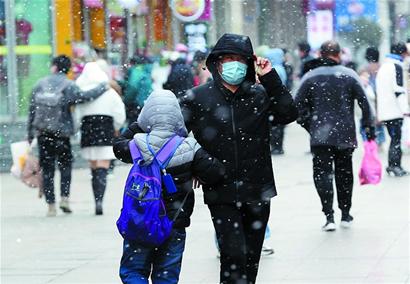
left=180, top=33, right=298, bottom=205
left=295, top=57, right=374, bottom=149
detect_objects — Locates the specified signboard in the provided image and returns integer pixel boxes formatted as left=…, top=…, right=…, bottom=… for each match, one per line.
left=335, top=0, right=377, bottom=32
left=198, top=0, right=211, bottom=21
left=171, top=0, right=205, bottom=22
left=307, top=10, right=334, bottom=50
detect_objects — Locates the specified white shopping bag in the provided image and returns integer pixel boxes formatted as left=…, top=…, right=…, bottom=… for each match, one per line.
left=10, top=140, right=31, bottom=178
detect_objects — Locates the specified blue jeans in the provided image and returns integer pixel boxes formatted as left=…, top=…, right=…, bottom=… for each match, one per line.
left=119, top=229, right=186, bottom=284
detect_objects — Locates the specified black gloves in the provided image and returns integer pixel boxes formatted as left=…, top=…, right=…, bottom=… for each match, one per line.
left=364, top=126, right=376, bottom=141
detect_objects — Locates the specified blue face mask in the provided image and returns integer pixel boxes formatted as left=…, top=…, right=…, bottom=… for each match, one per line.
left=220, top=61, right=248, bottom=85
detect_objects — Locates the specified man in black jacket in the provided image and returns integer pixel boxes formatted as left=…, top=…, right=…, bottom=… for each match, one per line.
left=295, top=41, right=375, bottom=232
left=180, top=33, right=298, bottom=284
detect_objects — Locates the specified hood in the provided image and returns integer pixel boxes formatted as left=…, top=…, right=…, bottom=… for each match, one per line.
left=302, top=57, right=339, bottom=74
left=265, top=48, right=284, bottom=66
left=137, top=90, right=188, bottom=137
left=76, top=62, right=109, bottom=91
left=206, top=33, right=256, bottom=84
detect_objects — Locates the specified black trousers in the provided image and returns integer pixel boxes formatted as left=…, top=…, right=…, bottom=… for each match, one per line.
left=270, top=125, right=285, bottom=151
left=384, top=119, right=403, bottom=168
left=311, top=146, right=354, bottom=217
left=38, top=134, right=73, bottom=204
left=208, top=200, right=270, bottom=284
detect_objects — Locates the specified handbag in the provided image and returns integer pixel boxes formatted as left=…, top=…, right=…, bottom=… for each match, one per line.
left=359, top=140, right=382, bottom=185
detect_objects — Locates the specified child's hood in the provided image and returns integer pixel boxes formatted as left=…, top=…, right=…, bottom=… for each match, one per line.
left=137, top=90, right=188, bottom=136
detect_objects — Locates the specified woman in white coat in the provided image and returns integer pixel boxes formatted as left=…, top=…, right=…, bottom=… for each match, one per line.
left=76, top=62, right=126, bottom=214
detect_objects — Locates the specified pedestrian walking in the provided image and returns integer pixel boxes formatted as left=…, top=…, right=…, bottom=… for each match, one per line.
left=362, top=47, right=386, bottom=151
left=180, top=33, right=298, bottom=284
left=297, top=41, right=314, bottom=78
left=163, top=44, right=194, bottom=98
left=121, top=55, right=153, bottom=124
left=294, top=41, right=375, bottom=232
left=266, top=48, right=288, bottom=155
left=358, top=70, right=385, bottom=148
left=75, top=62, right=126, bottom=215
left=27, top=55, right=107, bottom=216
left=282, top=48, right=294, bottom=91
left=192, top=50, right=211, bottom=86
left=376, top=42, right=410, bottom=177
left=113, top=90, right=225, bottom=283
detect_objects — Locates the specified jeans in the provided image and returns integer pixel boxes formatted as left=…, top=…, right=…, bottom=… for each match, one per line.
left=209, top=200, right=270, bottom=284
left=119, top=229, right=186, bottom=284
left=311, top=146, right=354, bottom=217
left=383, top=119, right=403, bottom=167
left=37, top=134, right=73, bottom=204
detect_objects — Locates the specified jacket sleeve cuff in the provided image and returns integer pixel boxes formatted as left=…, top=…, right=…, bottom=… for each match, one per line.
left=258, top=69, right=283, bottom=93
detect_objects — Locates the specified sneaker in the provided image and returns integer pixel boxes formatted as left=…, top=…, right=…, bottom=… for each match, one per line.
left=261, top=245, right=274, bottom=256
left=386, top=166, right=409, bottom=177
left=340, top=214, right=354, bottom=228
left=322, top=221, right=336, bottom=231
left=59, top=197, right=72, bottom=214
left=46, top=204, right=57, bottom=217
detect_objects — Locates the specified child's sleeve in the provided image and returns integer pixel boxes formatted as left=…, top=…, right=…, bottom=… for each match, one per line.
left=191, top=146, right=225, bottom=185
left=113, top=121, right=143, bottom=163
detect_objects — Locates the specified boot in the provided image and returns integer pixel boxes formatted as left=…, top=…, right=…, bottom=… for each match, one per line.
left=59, top=196, right=72, bottom=213
left=92, top=168, right=108, bottom=215
left=95, top=201, right=103, bottom=215
left=46, top=203, right=57, bottom=217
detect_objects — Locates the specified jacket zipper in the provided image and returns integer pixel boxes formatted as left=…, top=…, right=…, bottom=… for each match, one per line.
left=230, top=102, right=240, bottom=202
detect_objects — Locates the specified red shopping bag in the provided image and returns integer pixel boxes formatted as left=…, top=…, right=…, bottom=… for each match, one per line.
left=359, top=140, right=382, bottom=185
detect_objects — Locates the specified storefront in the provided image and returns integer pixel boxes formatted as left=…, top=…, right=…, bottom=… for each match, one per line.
left=0, top=0, right=178, bottom=123
left=1, top=0, right=52, bottom=120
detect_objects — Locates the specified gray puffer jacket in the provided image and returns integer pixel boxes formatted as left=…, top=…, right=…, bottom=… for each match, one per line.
left=114, top=90, right=225, bottom=229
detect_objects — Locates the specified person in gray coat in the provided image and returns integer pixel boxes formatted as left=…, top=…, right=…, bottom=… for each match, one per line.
left=113, top=90, right=225, bottom=283
left=27, top=55, right=107, bottom=216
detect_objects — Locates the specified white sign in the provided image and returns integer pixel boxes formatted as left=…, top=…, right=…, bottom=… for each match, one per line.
left=307, top=10, right=334, bottom=50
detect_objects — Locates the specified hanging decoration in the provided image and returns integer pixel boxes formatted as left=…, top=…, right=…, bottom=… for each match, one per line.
left=170, top=0, right=205, bottom=22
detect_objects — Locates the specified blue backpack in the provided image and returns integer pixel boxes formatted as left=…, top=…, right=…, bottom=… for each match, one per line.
left=116, top=134, right=185, bottom=246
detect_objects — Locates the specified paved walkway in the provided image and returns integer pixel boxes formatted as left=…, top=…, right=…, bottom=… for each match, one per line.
left=1, top=124, right=409, bottom=283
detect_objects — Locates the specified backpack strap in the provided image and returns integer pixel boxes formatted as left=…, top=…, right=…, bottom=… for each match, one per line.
left=146, top=134, right=184, bottom=170
left=172, top=190, right=190, bottom=222
left=129, top=140, right=143, bottom=163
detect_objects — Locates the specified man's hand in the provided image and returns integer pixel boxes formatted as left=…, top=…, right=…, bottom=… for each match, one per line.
left=192, top=178, right=202, bottom=189
left=364, top=126, right=376, bottom=141
left=255, top=57, right=272, bottom=76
